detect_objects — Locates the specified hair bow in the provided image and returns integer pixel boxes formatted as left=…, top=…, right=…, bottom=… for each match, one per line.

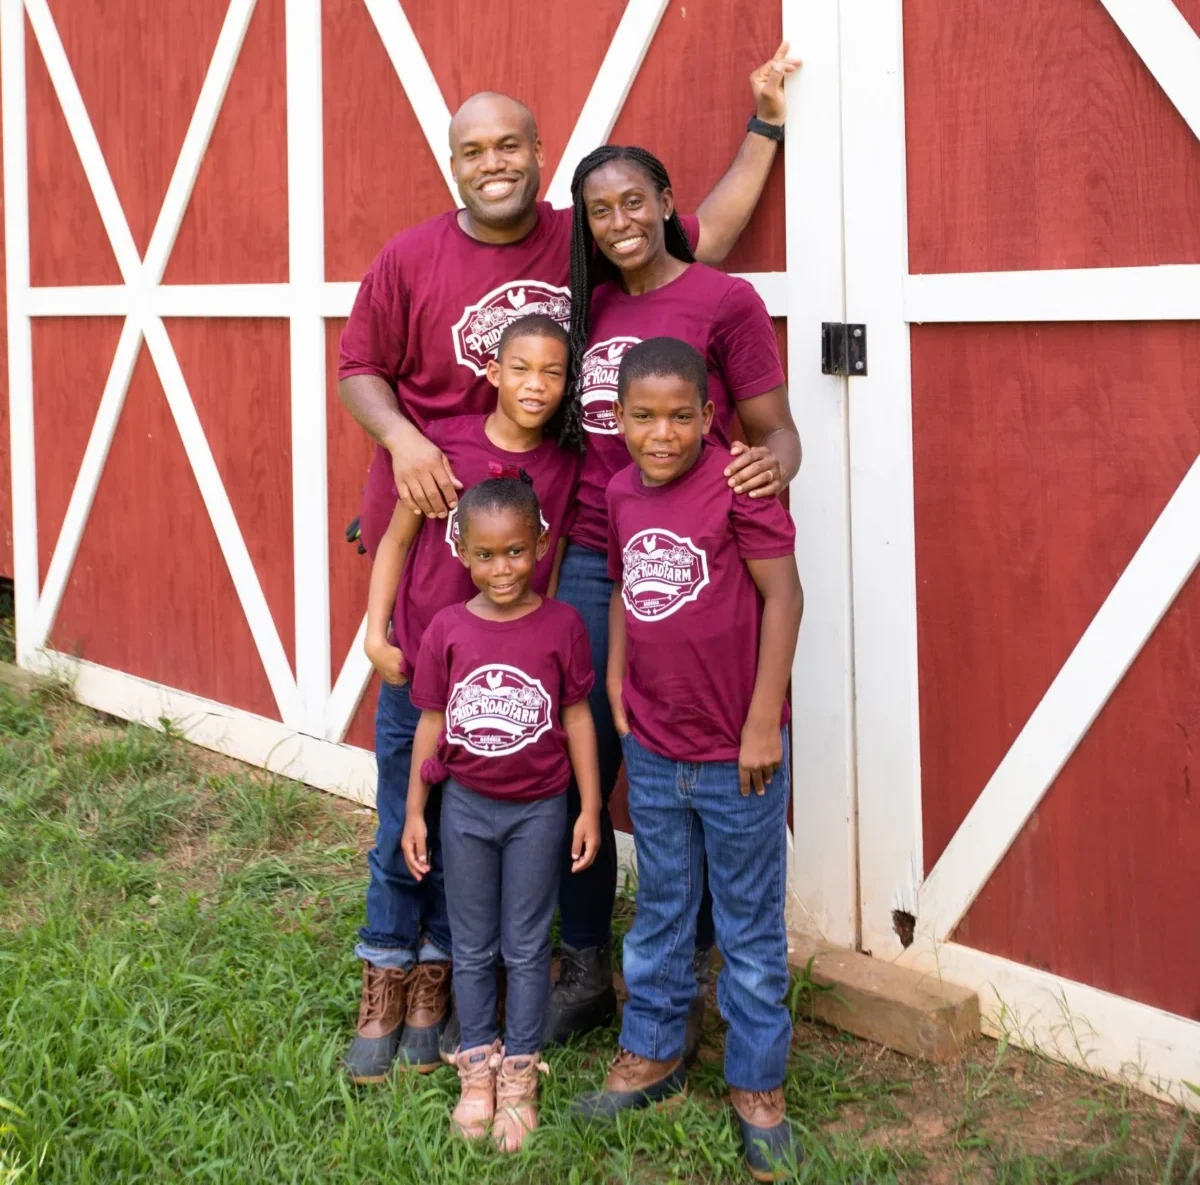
left=487, top=462, right=532, bottom=484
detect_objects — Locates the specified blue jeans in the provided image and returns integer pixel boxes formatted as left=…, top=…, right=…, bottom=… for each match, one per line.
left=555, top=544, right=714, bottom=952
left=440, top=779, right=566, bottom=1054
left=356, top=681, right=452, bottom=968
left=619, top=730, right=792, bottom=1091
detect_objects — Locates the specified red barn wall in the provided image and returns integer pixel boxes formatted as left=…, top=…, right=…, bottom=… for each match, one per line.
left=904, top=0, right=1200, bottom=1018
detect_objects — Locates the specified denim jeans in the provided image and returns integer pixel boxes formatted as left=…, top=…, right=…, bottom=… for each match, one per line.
left=356, top=680, right=452, bottom=969
left=619, top=730, right=792, bottom=1091
left=440, top=778, right=567, bottom=1055
left=556, top=544, right=714, bottom=952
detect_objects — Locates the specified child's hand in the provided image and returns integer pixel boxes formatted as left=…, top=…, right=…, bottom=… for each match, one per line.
left=738, top=715, right=782, bottom=796
left=570, top=809, right=601, bottom=873
left=365, top=636, right=407, bottom=685
left=401, top=814, right=430, bottom=880
left=607, top=682, right=630, bottom=737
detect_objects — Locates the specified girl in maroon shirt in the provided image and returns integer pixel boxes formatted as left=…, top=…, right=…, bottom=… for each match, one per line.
left=401, top=476, right=601, bottom=1152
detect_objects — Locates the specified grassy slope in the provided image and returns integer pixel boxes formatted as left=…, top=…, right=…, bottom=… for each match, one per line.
left=0, top=684, right=1195, bottom=1184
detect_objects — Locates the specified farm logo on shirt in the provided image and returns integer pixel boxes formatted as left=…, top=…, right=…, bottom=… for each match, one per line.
left=445, top=664, right=553, bottom=756
left=620, top=529, right=710, bottom=622
left=444, top=507, right=550, bottom=556
left=452, top=281, right=572, bottom=377
left=580, top=336, right=641, bottom=435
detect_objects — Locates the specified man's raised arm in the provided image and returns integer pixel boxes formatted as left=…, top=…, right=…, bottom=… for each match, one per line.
left=693, top=42, right=800, bottom=265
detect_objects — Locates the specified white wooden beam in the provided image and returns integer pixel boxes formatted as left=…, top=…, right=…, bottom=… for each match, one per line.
left=27, top=651, right=378, bottom=806
left=906, top=265, right=1200, bottom=324
left=545, top=0, right=670, bottom=208
left=143, top=315, right=303, bottom=727
left=24, top=0, right=141, bottom=282
left=286, top=0, right=332, bottom=736
left=1098, top=0, right=1200, bottom=145
left=324, top=617, right=372, bottom=742
left=897, top=941, right=1200, bottom=1113
left=361, top=0, right=458, bottom=203
left=2, top=0, right=37, bottom=665
left=780, top=0, right=859, bottom=947
left=142, top=0, right=257, bottom=284
left=35, top=319, right=143, bottom=645
left=919, top=453, right=1200, bottom=940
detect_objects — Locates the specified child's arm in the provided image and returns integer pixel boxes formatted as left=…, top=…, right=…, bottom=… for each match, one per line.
left=605, top=586, right=630, bottom=736
left=365, top=502, right=423, bottom=683
left=400, top=708, right=444, bottom=880
left=741, top=556, right=804, bottom=796
left=562, top=700, right=602, bottom=872
left=546, top=538, right=569, bottom=598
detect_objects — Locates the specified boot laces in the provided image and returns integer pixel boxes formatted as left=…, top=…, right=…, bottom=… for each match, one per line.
left=360, top=963, right=403, bottom=1024
left=557, top=948, right=587, bottom=987
left=496, top=1056, right=549, bottom=1103
left=408, top=962, right=448, bottom=1011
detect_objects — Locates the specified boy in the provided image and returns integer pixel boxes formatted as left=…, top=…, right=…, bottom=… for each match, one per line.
left=571, top=338, right=804, bottom=1183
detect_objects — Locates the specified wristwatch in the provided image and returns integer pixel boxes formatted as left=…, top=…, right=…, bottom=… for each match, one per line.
left=747, top=116, right=784, bottom=143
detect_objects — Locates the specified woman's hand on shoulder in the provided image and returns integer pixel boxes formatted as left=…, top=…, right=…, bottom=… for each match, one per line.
left=725, top=440, right=783, bottom=498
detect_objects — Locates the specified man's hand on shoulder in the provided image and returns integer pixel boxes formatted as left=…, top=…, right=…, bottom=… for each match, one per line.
left=388, top=430, right=463, bottom=519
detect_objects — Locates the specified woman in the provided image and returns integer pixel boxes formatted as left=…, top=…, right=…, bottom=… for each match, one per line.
left=545, top=145, right=801, bottom=1049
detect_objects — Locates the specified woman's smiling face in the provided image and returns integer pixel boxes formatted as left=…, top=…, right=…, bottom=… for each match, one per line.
left=582, top=159, right=674, bottom=274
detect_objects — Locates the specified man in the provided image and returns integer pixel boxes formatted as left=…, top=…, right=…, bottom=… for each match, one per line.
left=338, top=44, right=799, bottom=1083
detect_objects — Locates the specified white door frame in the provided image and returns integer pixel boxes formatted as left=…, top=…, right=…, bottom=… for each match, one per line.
left=839, top=0, right=1200, bottom=1109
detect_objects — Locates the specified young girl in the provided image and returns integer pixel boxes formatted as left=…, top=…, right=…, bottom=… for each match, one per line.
left=402, top=476, right=602, bottom=1151
left=344, top=313, right=583, bottom=1085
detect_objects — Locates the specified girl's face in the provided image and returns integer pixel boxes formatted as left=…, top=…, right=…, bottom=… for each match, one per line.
left=456, top=506, right=549, bottom=606
left=582, top=160, right=673, bottom=275
left=485, top=333, right=568, bottom=432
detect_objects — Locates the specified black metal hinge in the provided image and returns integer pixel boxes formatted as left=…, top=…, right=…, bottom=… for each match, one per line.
left=821, top=323, right=867, bottom=376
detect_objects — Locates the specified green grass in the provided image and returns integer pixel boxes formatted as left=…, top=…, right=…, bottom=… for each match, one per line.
left=0, top=682, right=1195, bottom=1184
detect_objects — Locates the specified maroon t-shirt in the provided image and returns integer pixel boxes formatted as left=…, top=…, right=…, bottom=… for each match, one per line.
left=606, top=442, right=795, bottom=763
left=571, top=263, right=785, bottom=553
left=410, top=599, right=594, bottom=801
left=338, top=204, right=698, bottom=550
left=387, top=415, right=582, bottom=676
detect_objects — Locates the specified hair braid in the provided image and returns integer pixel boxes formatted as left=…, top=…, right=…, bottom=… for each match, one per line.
left=563, top=145, right=695, bottom=454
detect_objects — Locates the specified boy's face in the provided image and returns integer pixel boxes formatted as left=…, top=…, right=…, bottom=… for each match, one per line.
left=615, top=374, right=713, bottom=486
left=485, top=334, right=568, bottom=432
left=455, top=506, right=549, bottom=605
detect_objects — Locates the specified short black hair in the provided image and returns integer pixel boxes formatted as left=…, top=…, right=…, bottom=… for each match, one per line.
left=616, top=336, right=708, bottom=404
left=496, top=313, right=569, bottom=364
left=456, top=472, right=542, bottom=543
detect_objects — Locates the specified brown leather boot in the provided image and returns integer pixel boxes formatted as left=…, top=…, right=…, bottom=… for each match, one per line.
left=397, top=960, right=451, bottom=1072
left=451, top=1040, right=502, bottom=1140
left=492, top=1052, right=548, bottom=1153
left=730, top=1086, right=804, bottom=1182
left=570, top=1048, right=687, bottom=1121
left=343, top=961, right=411, bottom=1084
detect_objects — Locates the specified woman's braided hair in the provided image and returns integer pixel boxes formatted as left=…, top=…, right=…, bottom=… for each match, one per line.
left=563, top=146, right=696, bottom=448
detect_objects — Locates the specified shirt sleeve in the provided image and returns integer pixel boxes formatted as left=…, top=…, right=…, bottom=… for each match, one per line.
left=605, top=488, right=624, bottom=582
left=561, top=610, right=595, bottom=705
left=730, top=488, right=796, bottom=561
left=711, top=278, right=786, bottom=401
left=409, top=615, right=451, bottom=710
left=337, top=248, right=409, bottom=384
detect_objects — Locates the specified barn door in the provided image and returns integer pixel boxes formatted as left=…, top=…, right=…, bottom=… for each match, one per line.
left=840, top=0, right=1200, bottom=1104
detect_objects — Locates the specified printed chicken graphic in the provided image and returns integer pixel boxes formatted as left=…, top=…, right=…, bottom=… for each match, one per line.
left=508, top=288, right=527, bottom=309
